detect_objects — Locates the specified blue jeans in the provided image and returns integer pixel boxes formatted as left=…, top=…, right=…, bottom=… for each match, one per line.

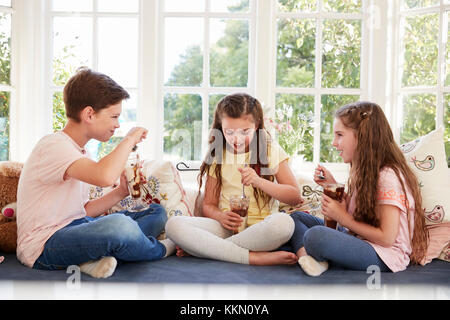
left=33, top=204, right=167, bottom=270
left=280, top=211, right=390, bottom=272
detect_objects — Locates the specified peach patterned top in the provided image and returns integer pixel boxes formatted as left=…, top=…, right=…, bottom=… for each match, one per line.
left=347, top=167, right=415, bottom=272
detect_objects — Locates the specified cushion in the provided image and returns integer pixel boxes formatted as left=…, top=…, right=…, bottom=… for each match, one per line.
left=438, top=243, right=450, bottom=262
left=89, top=160, right=193, bottom=218
left=400, top=127, right=450, bottom=225
left=421, top=222, right=450, bottom=265
left=279, top=174, right=324, bottom=219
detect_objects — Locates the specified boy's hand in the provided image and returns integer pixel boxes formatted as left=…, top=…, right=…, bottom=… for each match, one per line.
left=117, top=171, right=130, bottom=198
left=125, top=127, right=148, bottom=147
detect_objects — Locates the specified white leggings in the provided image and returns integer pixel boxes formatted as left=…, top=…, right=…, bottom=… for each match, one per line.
left=164, top=212, right=295, bottom=265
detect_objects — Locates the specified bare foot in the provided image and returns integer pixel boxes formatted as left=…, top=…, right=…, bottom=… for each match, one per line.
left=296, top=247, right=307, bottom=258
left=249, top=251, right=298, bottom=266
left=176, top=246, right=191, bottom=257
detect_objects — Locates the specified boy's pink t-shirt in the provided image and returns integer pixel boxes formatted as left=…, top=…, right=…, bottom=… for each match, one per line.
left=347, top=167, right=415, bottom=272
left=16, top=132, right=90, bottom=268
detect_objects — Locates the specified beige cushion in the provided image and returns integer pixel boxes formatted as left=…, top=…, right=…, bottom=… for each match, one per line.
left=400, top=127, right=450, bottom=224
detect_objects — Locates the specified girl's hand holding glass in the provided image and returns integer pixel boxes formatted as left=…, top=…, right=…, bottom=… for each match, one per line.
left=321, top=193, right=348, bottom=224
left=218, top=211, right=244, bottom=232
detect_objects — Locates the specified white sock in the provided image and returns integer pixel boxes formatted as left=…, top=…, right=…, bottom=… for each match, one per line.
left=160, top=238, right=176, bottom=258
left=298, top=255, right=329, bottom=277
left=79, top=256, right=117, bottom=279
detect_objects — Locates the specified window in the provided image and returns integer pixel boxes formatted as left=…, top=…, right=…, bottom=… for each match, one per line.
left=51, top=0, right=139, bottom=160
left=161, top=0, right=254, bottom=162
left=10, top=1, right=443, bottom=175
left=275, top=0, right=364, bottom=164
left=395, top=0, right=450, bottom=167
left=0, top=0, right=11, bottom=161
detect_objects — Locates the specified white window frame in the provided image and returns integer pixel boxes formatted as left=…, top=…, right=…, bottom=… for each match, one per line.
left=10, top=0, right=447, bottom=180
left=388, top=0, right=450, bottom=177
left=145, top=0, right=256, bottom=166
left=49, top=1, right=140, bottom=157
left=390, top=0, right=449, bottom=139
left=256, top=0, right=376, bottom=181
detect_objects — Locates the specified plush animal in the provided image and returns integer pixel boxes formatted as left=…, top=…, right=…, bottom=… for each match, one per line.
left=0, top=161, right=23, bottom=254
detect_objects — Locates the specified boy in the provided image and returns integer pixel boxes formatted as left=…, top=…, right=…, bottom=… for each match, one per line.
left=16, top=68, right=174, bottom=278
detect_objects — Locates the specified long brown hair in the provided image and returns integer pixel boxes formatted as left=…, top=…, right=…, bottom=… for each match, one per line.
left=336, top=101, right=429, bottom=264
left=197, top=93, right=274, bottom=211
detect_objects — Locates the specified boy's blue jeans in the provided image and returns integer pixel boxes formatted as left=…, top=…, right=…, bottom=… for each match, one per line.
left=280, top=211, right=390, bottom=272
left=33, top=204, right=167, bottom=270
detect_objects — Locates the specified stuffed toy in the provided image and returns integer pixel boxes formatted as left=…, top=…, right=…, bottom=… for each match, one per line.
left=0, top=161, right=23, bottom=254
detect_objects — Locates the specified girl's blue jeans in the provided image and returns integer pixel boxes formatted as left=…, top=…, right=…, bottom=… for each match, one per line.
left=33, top=204, right=167, bottom=270
left=279, top=211, right=390, bottom=272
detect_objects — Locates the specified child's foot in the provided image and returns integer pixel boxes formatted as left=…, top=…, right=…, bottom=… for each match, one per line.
left=298, top=255, right=328, bottom=277
left=79, top=256, right=117, bottom=279
left=160, top=238, right=176, bottom=257
left=249, top=251, right=298, bottom=266
left=176, top=246, right=191, bottom=257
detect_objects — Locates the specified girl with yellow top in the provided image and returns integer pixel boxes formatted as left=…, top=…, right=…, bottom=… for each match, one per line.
left=165, top=93, right=304, bottom=266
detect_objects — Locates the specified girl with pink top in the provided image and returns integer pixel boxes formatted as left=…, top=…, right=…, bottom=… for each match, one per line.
left=286, top=102, right=429, bottom=276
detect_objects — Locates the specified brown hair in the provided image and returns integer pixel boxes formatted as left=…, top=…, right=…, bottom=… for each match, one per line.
left=197, top=93, right=274, bottom=211
left=63, top=67, right=130, bottom=122
left=335, top=101, right=429, bottom=264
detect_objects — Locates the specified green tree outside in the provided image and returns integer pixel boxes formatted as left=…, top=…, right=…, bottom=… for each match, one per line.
left=12, top=0, right=448, bottom=167
left=0, top=13, right=10, bottom=161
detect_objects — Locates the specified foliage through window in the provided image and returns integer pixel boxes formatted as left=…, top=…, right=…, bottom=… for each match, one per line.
left=0, top=8, right=11, bottom=161
left=163, top=0, right=251, bottom=162
left=276, top=0, right=362, bottom=163
left=51, top=0, right=139, bottom=160
left=398, top=1, right=450, bottom=167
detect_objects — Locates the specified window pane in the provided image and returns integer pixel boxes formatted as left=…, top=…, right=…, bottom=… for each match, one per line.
left=277, top=19, right=315, bottom=88
left=0, top=0, right=11, bottom=7
left=53, top=92, right=66, bottom=132
left=322, top=19, right=361, bottom=89
left=400, top=94, right=436, bottom=144
left=120, top=90, right=138, bottom=124
left=211, top=0, right=249, bottom=13
left=53, top=17, right=93, bottom=86
left=320, top=95, right=359, bottom=163
left=210, top=19, right=249, bottom=87
left=0, top=13, right=11, bottom=85
left=164, top=18, right=203, bottom=87
left=277, top=0, right=317, bottom=12
left=52, top=0, right=93, bottom=12
left=98, top=18, right=138, bottom=88
left=445, top=94, right=450, bottom=167
left=164, top=0, right=205, bottom=12
left=323, top=0, right=362, bottom=13
left=209, top=94, right=226, bottom=127
left=97, top=0, right=139, bottom=13
left=401, top=0, right=439, bottom=9
left=273, top=94, right=314, bottom=161
left=402, top=14, right=438, bottom=87
left=0, top=91, right=9, bottom=161
left=164, top=93, right=202, bottom=161
left=95, top=137, right=124, bottom=160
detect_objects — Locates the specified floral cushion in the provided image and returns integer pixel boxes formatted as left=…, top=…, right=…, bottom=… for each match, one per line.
left=89, top=160, right=193, bottom=218
left=279, top=174, right=324, bottom=219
